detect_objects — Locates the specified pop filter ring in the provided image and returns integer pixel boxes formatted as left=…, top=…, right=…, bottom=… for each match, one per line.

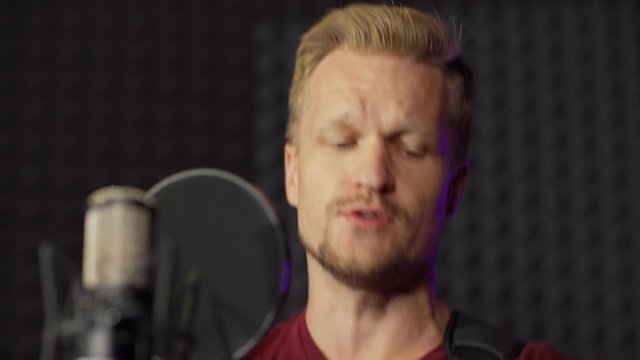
left=147, top=168, right=290, bottom=360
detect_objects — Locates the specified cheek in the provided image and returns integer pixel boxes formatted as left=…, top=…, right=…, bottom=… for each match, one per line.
left=404, top=185, right=449, bottom=258
left=296, top=163, right=331, bottom=237
left=403, top=171, right=450, bottom=223
left=298, top=151, right=346, bottom=203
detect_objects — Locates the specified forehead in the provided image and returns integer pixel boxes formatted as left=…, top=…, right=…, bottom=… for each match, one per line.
left=303, top=49, right=446, bottom=132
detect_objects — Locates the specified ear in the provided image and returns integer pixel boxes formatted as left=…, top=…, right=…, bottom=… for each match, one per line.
left=284, top=143, right=299, bottom=207
left=445, top=161, right=469, bottom=217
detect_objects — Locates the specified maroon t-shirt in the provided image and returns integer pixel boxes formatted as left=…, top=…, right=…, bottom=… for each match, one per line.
left=243, top=311, right=575, bottom=360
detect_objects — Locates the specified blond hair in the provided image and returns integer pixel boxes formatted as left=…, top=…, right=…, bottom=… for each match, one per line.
left=287, top=3, right=473, bottom=164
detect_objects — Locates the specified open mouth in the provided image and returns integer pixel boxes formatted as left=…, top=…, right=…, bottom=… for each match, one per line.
left=354, top=210, right=384, bottom=219
left=344, top=208, right=392, bottom=225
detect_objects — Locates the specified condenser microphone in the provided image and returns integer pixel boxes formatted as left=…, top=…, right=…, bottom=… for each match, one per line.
left=78, top=186, right=155, bottom=360
left=38, top=169, right=290, bottom=360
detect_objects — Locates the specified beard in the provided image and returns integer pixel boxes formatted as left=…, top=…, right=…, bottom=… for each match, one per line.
left=300, top=192, right=433, bottom=292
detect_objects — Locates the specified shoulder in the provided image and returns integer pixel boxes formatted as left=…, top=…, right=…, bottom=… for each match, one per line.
left=241, top=311, right=306, bottom=360
left=518, top=342, right=577, bottom=360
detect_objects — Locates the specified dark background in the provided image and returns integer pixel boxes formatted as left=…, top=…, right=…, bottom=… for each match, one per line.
left=2, top=0, right=639, bottom=359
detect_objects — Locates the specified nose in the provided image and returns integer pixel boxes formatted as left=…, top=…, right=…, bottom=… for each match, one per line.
left=353, top=138, right=395, bottom=193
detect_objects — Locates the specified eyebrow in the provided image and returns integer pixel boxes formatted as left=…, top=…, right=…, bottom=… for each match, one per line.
left=387, top=122, right=438, bottom=140
left=312, top=114, right=358, bottom=134
left=312, top=114, right=439, bottom=140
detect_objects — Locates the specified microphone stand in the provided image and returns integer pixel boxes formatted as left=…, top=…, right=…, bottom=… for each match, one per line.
left=38, top=239, right=200, bottom=360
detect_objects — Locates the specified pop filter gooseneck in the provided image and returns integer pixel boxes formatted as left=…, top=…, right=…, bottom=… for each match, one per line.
left=147, top=168, right=290, bottom=360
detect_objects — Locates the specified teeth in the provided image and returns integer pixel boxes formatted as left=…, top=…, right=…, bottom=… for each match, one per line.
left=359, top=211, right=377, bottom=219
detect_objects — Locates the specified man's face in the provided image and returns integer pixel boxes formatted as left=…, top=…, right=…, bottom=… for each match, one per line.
left=285, top=49, right=466, bottom=290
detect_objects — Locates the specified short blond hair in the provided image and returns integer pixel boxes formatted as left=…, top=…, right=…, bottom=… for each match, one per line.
left=287, top=3, right=473, bottom=164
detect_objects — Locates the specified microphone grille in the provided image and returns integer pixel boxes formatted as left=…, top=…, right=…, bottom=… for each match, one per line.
left=87, top=185, right=152, bottom=207
left=83, top=186, right=154, bottom=290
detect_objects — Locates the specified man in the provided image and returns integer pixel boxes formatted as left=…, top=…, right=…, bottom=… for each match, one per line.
left=246, top=4, right=573, bottom=360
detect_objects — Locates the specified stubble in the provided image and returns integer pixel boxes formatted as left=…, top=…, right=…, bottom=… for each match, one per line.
left=300, top=191, right=431, bottom=292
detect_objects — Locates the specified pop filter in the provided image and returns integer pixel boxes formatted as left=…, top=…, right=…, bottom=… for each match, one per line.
left=147, top=168, right=290, bottom=360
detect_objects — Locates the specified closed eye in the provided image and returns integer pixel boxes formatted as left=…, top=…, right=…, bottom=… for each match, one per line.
left=333, top=139, right=356, bottom=149
left=315, top=118, right=359, bottom=150
left=321, top=133, right=357, bottom=149
left=397, top=139, right=427, bottom=158
left=405, top=145, right=426, bottom=157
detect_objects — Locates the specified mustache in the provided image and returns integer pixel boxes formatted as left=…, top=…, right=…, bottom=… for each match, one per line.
left=327, top=192, right=411, bottom=224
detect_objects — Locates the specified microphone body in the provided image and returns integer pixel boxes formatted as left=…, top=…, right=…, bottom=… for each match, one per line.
left=79, top=186, right=154, bottom=360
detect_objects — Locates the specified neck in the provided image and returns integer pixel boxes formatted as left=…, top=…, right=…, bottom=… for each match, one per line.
left=305, top=256, right=450, bottom=360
